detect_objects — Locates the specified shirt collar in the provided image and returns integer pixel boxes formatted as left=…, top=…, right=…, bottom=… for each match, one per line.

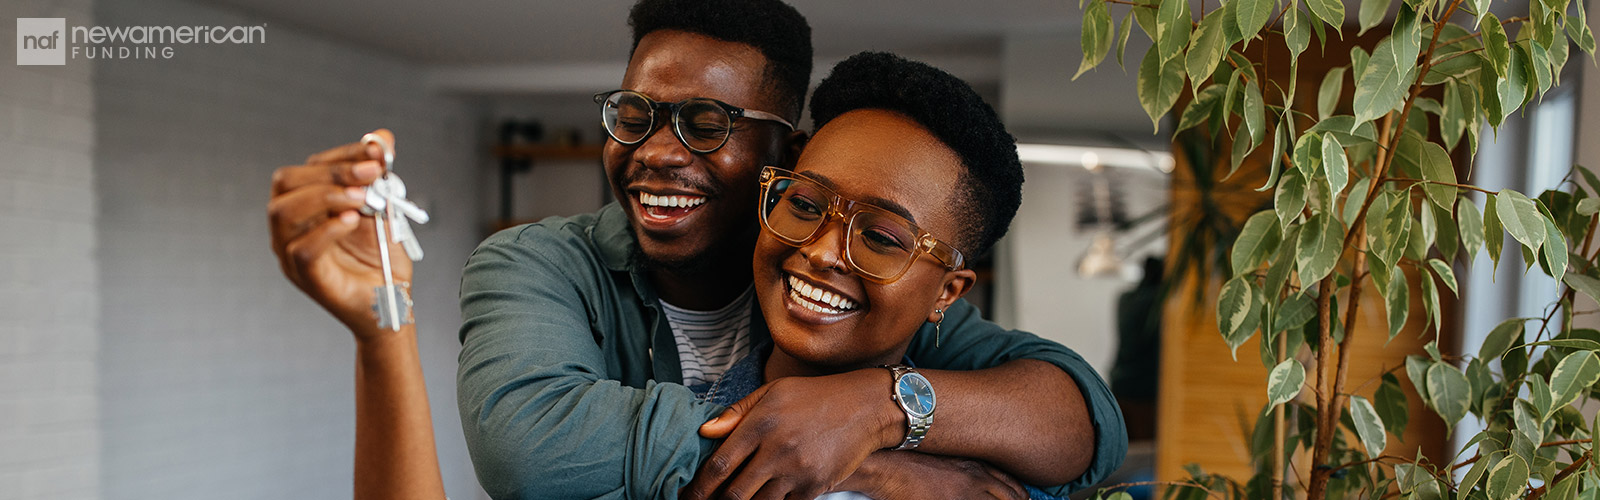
left=591, top=202, right=638, bottom=272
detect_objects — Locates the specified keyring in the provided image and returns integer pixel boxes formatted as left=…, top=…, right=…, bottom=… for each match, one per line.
left=361, top=133, right=394, bottom=169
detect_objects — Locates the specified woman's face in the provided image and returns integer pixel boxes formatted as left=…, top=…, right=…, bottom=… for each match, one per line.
left=754, top=109, right=976, bottom=372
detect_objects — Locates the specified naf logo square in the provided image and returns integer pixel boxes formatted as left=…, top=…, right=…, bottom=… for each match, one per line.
left=17, top=18, right=66, bottom=65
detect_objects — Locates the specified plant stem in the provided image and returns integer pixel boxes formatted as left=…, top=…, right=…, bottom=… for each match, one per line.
left=1273, top=332, right=1287, bottom=500
left=1381, top=177, right=1498, bottom=195
left=1105, top=0, right=1158, bottom=8
left=1308, top=2, right=1467, bottom=497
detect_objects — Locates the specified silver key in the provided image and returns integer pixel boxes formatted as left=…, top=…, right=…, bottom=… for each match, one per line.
left=359, top=133, right=430, bottom=330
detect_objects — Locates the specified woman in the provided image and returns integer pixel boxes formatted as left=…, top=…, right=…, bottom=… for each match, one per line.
left=340, top=52, right=1071, bottom=499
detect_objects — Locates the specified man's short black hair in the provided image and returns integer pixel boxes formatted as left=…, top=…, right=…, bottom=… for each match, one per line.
left=809, top=51, right=1024, bottom=258
left=629, top=0, right=812, bottom=121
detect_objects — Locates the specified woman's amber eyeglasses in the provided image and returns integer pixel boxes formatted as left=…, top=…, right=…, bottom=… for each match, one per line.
left=758, top=166, right=965, bottom=284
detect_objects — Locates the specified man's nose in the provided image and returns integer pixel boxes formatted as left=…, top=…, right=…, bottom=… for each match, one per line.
left=632, top=117, right=693, bottom=169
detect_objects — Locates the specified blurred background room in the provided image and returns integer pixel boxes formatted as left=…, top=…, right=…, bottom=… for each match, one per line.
left=2, top=0, right=1597, bottom=498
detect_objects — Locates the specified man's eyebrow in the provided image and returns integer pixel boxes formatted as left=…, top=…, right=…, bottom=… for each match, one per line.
left=799, top=171, right=919, bottom=224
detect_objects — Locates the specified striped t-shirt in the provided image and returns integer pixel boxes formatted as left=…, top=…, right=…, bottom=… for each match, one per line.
left=658, top=286, right=755, bottom=388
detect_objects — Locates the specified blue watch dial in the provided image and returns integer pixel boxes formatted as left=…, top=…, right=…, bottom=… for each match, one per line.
left=896, top=372, right=935, bottom=417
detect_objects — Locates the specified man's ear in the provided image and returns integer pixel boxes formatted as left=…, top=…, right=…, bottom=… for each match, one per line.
left=928, top=269, right=977, bottom=323
left=780, top=130, right=809, bottom=169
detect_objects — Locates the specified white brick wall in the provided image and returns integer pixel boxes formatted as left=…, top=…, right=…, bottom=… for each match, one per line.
left=91, top=0, right=485, bottom=499
left=0, top=0, right=101, bottom=498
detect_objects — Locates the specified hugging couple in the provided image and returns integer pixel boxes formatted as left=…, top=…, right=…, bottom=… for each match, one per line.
left=266, top=0, right=1127, bottom=498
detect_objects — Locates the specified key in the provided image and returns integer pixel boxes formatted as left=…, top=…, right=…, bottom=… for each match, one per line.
left=358, top=133, right=432, bottom=330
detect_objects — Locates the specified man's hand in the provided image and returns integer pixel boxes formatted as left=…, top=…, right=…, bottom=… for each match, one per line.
left=268, top=129, right=411, bottom=338
left=683, top=370, right=900, bottom=500
left=838, top=451, right=1028, bottom=500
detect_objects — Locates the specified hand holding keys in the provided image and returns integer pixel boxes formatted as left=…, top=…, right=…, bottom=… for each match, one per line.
left=360, top=133, right=430, bottom=330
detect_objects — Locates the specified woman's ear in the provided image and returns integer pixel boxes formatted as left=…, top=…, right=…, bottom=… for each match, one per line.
left=928, top=269, right=977, bottom=322
left=781, top=130, right=809, bottom=168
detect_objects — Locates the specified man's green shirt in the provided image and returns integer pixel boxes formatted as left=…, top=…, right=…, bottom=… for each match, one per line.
left=456, top=203, right=1127, bottom=499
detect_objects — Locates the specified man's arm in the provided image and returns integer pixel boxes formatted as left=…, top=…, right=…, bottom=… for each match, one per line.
left=455, top=226, right=719, bottom=500
left=900, top=298, right=1127, bottom=494
left=686, top=299, right=1125, bottom=499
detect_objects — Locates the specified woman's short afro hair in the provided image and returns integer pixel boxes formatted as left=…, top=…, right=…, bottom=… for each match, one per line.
left=628, top=0, right=812, bottom=121
left=809, top=51, right=1024, bottom=258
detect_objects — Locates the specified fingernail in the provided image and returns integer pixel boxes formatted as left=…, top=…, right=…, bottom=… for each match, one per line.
left=354, top=162, right=380, bottom=180
left=340, top=211, right=359, bottom=224
left=346, top=186, right=366, bottom=201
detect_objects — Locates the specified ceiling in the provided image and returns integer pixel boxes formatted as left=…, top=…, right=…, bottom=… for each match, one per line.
left=193, top=0, right=1082, bottom=64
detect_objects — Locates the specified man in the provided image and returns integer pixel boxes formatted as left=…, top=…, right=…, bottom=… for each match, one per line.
left=269, top=1, right=1125, bottom=498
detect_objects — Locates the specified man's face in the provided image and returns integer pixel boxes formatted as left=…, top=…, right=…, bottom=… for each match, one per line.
left=604, top=30, right=794, bottom=270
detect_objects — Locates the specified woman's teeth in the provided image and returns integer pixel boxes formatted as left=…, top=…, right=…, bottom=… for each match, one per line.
left=639, top=192, right=706, bottom=208
left=787, top=274, right=857, bottom=312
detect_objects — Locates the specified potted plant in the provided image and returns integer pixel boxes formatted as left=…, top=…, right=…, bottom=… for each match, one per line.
left=1075, top=0, right=1600, bottom=497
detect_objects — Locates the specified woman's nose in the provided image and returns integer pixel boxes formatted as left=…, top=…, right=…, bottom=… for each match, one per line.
left=800, top=219, right=850, bottom=273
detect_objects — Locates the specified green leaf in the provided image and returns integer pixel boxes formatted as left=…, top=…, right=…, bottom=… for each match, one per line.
left=1342, top=177, right=1371, bottom=225
left=1482, top=13, right=1512, bottom=78
left=1565, top=273, right=1600, bottom=306
left=1549, top=350, right=1600, bottom=412
left=1293, top=131, right=1323, bottom=178
left=1426, top=362, right=1470, bottom=430
left=1542, top=216, right=1568, bottom=283
left=1480, top=56, right=1505, bottom=129
left=1287, top=7, right=1313, bottom=61
left=1433, top=204, right=1460, bottom=262
left=1405, top=355, right=1432, bottom=401
left=1527, top=373, right=1552, bottom=417
left=1234, top=0, right=1274, bottom=46
left=1297, top=213, right=1343, bottom=284
left=1116, top=11, right=1137, bottom=67
left=1485, top=193, right=1505, bottom=270
left=1496, top=44, right=1531, bottom=119
left=1486, top=455, right=1530, bottom=500
left=1273, top=294, right=1316, bottom=333
left=1478, top=318, right=1526, bottom=361
left=1244, top=79, right=1265, bottom=147
left=1420, top=265, right=1441, bottom=334
left=1322, top=133, right=1348, bottom=196
left=1459, top=450, right=1502, bottom=497
left=1517, top=338, right=1600, bottom=351
left=1350, top=46, right=1370, bottom=81
left=1495, top=189, right=1547, bottom=253
left=1317, top=67, right=1347, bottom=120
left=1393, top=136, right=1457, bottom=212
left=1185, top=13, right=1229, bottom=90
left=1457, top=198, right=1485, bottom=263
left=1352, top=5, right=1422, bottom=126
left=1376, top=373, right=1409, bottom=437
left=1137, top=48, right=1186, bottom=131
left=1441, top=80, right=1469, bottom=149
left=1232, top=210, right=1282, bottom=275
left=1219, top=275, right=1261, bottom=359
left=1360, top=0, right=1391, bottom=35
left=1305, top=0, right=1346, bottom=31
left=1076, top=0, right=1115, bottom=79
left=1266, top=359, right=1307, bottom=408
left=1529, top=41, right=1553, bottom=97
left=1578, top=198, right=1600, bottom=216
left=1427, top=259, right=1458, bottom=296
left=1276, top=168, right=1307, bottom=229
left=1514, top=399, right=1543, bottom=443
left=1175, top=86, right=1226, bottom=134
left=1349, top=395, right=1388, bottom=457
left=1156, top=0, right=1192, bottom=62
left=1371, top=192, right=1412, bottom=268
left=1383, top=266, right=1410, bottom=339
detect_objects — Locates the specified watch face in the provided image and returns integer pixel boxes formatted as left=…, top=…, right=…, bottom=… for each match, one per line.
left=896, top=372, right=936, bottom=418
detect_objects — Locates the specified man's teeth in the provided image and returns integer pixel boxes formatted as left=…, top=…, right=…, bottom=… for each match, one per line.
left=639, top=192, right=707, bottom=208
left=787, top=275, right=857, bottom=311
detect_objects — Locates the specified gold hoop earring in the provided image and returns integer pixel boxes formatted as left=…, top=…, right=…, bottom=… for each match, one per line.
left=933, top=308, right=945, bottom=348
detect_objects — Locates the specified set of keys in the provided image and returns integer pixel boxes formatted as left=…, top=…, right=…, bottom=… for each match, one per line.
left=360, top=133, right=430, bottom=331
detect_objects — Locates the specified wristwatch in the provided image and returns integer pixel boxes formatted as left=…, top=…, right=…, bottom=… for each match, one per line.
left=884, top=364, right=935, bottom=450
